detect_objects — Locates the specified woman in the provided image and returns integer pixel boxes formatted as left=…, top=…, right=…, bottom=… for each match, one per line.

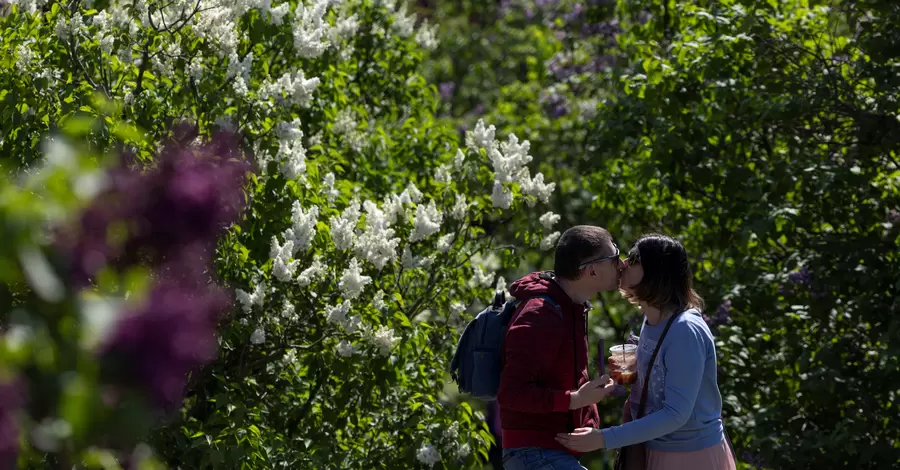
left=555, top=234, right=736, bottom=469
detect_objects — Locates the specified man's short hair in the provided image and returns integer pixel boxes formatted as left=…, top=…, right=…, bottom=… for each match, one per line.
left=553, top=225, right=614, bottom=280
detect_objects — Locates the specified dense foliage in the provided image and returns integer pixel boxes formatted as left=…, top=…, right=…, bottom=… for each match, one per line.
left=582, top=1, right=900, bottom=468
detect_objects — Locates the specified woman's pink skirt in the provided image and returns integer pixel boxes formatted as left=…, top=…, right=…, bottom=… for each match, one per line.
left=645, top=439, right=737, bottom=470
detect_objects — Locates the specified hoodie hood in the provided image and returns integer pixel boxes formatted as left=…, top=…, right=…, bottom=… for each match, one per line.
left=509, top=271, right=584, bottom=313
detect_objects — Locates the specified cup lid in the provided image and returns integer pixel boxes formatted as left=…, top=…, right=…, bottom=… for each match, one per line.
left=609, top=344, right=638, bottom=353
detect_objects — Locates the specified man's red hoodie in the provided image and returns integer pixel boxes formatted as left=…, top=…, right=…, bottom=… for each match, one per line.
left=497, top=271, right=599, bottom=456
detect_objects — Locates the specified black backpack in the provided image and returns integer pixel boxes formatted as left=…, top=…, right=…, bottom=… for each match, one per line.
left=449, top=291, right=560, bottom=401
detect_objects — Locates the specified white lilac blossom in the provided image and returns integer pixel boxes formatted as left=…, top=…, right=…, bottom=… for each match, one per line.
left=281, top=300, right=297, bottom=320
left=330, top=199, right=361, bottom=251
left=193, top=2, right=239, bottom=58
left=55, top=14, right=86, bottom=40
left=455, top=443, right=471, bottom=458
left=15, top=43, right=38, bottom=74
left=415, top=444, right=441, bottom=467
left=16, top=0, right=49, bottom=14
left=415, top=20, right=438, bottom=49
left=382, top=193, right=406, bottom=225
left=466, top=119, right=496, bottom=150
left=109, top=1, right=139, bottom=36
left=336, top=340, right=356, bottom=357
left=285, top=203, right=318, bottom=253
left=226, top=52, right=254, bottom=81
left=323, top=172, right=341, bottom=203
left=540, top=232, right=561, bottom=251
left=472, top=252, right=502, bottom=271
left=232, top=77, right=249, bottom=96
left=293, top=0, right=329, bottom=58
left=372, top=326, right=399, bottom=355
left=540, top=211, right=560, bottom=230
left=331, top=109, right=365, bottom=152
left=420, top=254, right=437, bottom=269
left=332, top=108, right=357, bottom=136
left=278, top=140, right=307, bottom=179
left=495, top=276, right=507, bottom=294
left=444, top=422, right=459, bottom=441
left=451, top=194, right=468, bottom=220
left=401, top=246, right=419, bottom=269
left=405, top=182, right=423, bottom=204
left=373, top=290, right=387, bottom=311
left=355, top=200, right=401, bottom=269
left=391, top=2, right=416, bottom=37
left=338, top=258, right=372, bottom=300
left=297, top=255, right=326, bottom=287
left=410, top=200, right=443, bottom=242
left=260, top=69, right=321, bottom=107
left=492, top=134, right=533, bottom=183
left=31, top=419, right=72, bottom=452
left=269, top=3, right=290, bottom=25
left=325, top=300, right=352, bottom=325
left=271, top=236, right=300, bottom=282
left=436, top=234, right=454, bottom=252
left=276, top=118, right=304, bottom=143
left=471, top=266, right=493, bottom=287
left=520, top=171, right=556, bottom=205
left=282, top=349, right=298, bottom=366
left=491, top=180, right=513, bottom=209
left=250, top=327, right=266, bottom=345
left=344, top=315, right=363, bottom=334
left=330, top=13, right=360, bottom=43
left=308, top=131, right=323, bottom=147
left=236, top=278, right=267, bottom=313
left=453, top=148, right=466, bottom=169
left=91, top=9, right=111, bottom=31
left=434, top=164, right=452, bottom=184
left=99, top=34, right=115, bottom=54
left=214, top=115, right=236, bottom=132
left=449, top=301, right=465, bottom=322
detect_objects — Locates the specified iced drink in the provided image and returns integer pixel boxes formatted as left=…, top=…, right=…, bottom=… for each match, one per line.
left=608, top=344, right=638, bottom=385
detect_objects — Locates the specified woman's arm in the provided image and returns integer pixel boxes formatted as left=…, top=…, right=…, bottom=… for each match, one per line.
left=600, top=323, right=707, bottom=449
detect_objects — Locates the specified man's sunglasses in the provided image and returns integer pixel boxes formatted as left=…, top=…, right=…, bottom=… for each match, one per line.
left=578, top=245, right=620, bottom=269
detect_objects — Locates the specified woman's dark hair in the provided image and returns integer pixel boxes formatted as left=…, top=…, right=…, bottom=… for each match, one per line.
left=622, top=234, right=704, bottom=311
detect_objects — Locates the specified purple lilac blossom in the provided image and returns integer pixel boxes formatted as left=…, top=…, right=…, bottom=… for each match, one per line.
left=888, top=209, right=899, bottom=224
left=61, top=128, right=248, bottom=411
left=99, top=278, right=231, bottom=410
left=0, top=379, right=24, bottom=469
left=787, top=267, right=811, bottom=285
left=542, top=92, right=569, bottom=118
left=61, top=128, right=249, bottom=285
left=439, top=82, right=456, bottom=101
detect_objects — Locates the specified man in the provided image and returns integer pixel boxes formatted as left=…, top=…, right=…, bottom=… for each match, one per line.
left=497, top=225, right=622, bottom=470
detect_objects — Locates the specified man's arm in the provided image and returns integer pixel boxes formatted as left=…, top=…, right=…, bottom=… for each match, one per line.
left=496, top=300, right=572, bottom=413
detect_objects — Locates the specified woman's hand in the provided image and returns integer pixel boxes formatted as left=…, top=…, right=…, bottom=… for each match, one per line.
left=555, top=427, right=606, bottom=452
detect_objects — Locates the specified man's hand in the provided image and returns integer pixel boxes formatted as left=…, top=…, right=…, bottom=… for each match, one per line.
left=555, top=427, right=606, bottom=452
left=569, top=375, right=616, bottom=410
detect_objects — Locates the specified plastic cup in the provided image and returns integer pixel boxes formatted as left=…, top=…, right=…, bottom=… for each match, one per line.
left=608, top=344, right=638, bottom=385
